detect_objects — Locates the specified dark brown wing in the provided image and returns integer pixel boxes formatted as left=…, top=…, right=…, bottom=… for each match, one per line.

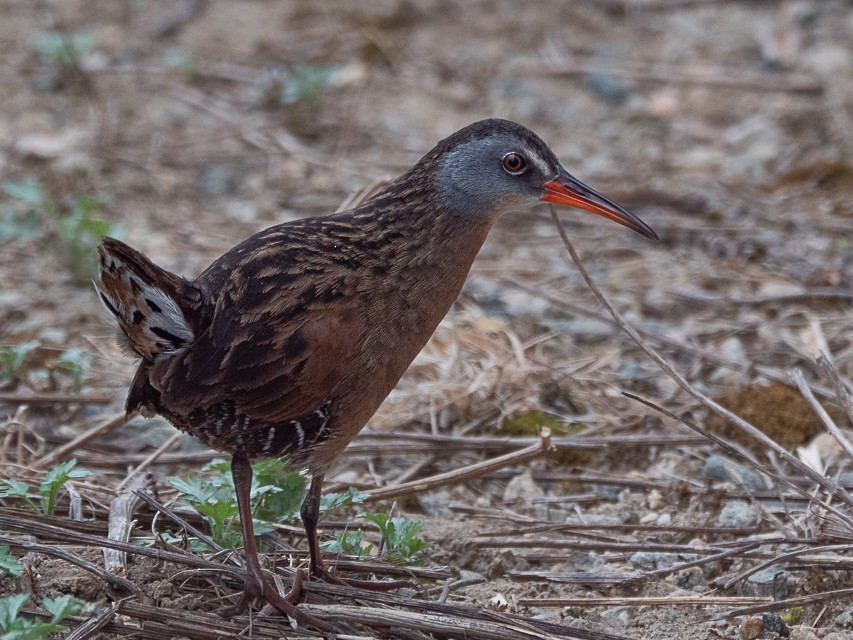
left=152, top=223, right=368, bottom=425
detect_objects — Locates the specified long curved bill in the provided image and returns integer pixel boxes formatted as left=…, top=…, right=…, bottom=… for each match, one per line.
left=541, top=168, right=659, bottom=240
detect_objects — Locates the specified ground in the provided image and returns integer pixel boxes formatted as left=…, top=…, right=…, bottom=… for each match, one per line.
left=1, top=1, right=852, bottom=639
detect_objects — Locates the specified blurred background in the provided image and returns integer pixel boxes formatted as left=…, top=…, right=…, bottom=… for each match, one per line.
left=1, top=1, right=852, bottom=638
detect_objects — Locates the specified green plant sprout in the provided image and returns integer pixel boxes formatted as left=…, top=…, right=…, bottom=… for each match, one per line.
left=321, top=528, right=373, bottom=558
left=39, top=459, right=92, bottom=516
left=51, top=347, right=92, bottom=390
left=55, top=194, right=113, bottom=282
left=281, top=64, right=338, bottom=111
left=169, top=459, right=371, bottom=549
left=34, top=32, right=93, bottom=67
left=0, top=342, right=94, bottom=391
left=0, top=594, right=85, bottom=640
left=0, top=478, right=35, bottom=511
left=169, top=458, right=297, bottom=548
left=2, top=179, right=117, bottom=283
left=0, top=179, right=43, bottom=243
left=0, top=460, right=92, bottom=515
left=0, top=341, right=40, bottom=388
left=360, top=511, right=429, bottom=563
left=0, top=545, right=23, bottom=577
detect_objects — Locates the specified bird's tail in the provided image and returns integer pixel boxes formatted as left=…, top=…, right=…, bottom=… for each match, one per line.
left=95, top=237, right=203, bottom=362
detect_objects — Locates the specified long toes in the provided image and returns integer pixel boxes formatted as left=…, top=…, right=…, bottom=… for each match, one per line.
left=264, top=587, right=333, bottom=632
left=315, top=566, right=415, bottom=592
left=215, top=592, right=252, bottom=619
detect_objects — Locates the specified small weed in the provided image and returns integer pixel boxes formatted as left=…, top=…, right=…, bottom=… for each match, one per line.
left=281, top=64, right=338, bottom=111
left=34, top=32, right=92, bottom=67
left=0, top=461, right=92, bottom=516
left=0, top=594, right=85, bottom=640
left=320, top=486, right=368, bottom=513
left=2, top=179, right=117, bottom=284
left=0, top=341, right=40, bottom=388
left=0, top=341, right=95, bottom=391
left=169, top=458, right=296, bottom=548
left=51, top=347, right=92, bottom=390
left=321, top=529, right=373, bottom=558
left=55, top=194, right=113, bottom=282
left=361, top=511, right=429, bottom=563
left=39, top=459, right=92, bottom=516
left=0, top=545, right=23, bottom=577
left=169, top=459, right=370, bottom=549
left=0, top=478, right=35, bottom=511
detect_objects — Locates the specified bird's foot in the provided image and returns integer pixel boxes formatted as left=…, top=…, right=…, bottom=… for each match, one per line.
left=216, top=568, right=332, bottom=632
left=313, top=564, right=415, bottom=592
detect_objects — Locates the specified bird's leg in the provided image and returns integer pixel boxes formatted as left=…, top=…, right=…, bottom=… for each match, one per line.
left=300, top=473, right=413, bottom=592
left=217, top=456, right=331, bottom=631
left=301, top=473, right=325, bottom=577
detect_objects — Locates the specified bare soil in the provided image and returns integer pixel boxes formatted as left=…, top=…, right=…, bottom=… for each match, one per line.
left=1, top=1, right=852, bottom=639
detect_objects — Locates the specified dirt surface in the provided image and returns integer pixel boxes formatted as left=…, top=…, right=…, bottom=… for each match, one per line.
left=1, top=1, right=853, bottom=639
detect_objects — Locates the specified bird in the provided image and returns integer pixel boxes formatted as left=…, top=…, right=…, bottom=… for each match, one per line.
left=95, top=118, right=657, bottom=627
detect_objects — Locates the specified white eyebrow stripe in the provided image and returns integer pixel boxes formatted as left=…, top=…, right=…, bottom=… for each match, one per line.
left=526, top=148, right=550, bottom=175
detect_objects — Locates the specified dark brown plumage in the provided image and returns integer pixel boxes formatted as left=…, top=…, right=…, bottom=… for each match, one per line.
left=96, top=119, right=656, bottom=628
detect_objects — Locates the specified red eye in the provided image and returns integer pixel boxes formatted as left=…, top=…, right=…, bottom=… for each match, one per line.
left=502, top=152, right=527, bottom=174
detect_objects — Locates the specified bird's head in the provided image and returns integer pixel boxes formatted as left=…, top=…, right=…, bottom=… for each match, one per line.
left=433, top=119, right=658, bottom=240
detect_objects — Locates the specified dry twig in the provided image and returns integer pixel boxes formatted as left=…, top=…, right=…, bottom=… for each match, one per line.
left=33, top=412, right=126, bottom=469
left=362, top=430, right=552, bottom=502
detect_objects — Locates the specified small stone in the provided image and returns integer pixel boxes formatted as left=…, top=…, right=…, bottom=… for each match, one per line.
left=628, top=551, right=678, bottom=570
left=15, top=127, right=89, bottom=159
left=787, top=629, right=819, bottom=640
left=739, top=618, right=764, bottom=640
left=744, top=565, right=789, bottom=600
left=762, top=613, right=789, bottom=637
left=457, top=570, right=486, bottom=582
left=502, top=469, right=543, bottom=505
left=645, top=89, right=679, bottom=118
left=599, top=606, right=634, bottom=627
left=585, top=72, right=632, bottom=105
left=717, top=500, right=758, bottom=528
left=675, top=567, right=705, bottom=589
left=639, top=512, right=659, bottom=525
left=199, top=164, right=239, bottom=196
left=647, top=489, right=664, bottom=510
left=704, top=456, right=772, bottom=492
left=835, top=607, right=853, bottom=629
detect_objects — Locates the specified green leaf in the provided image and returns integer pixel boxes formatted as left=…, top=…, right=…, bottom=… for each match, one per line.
left=0, top=594, right=29, bottom=631
left=168, top=474, right=212, bottom=505
left=3, top=179, right=45, bottom=206
left=281, top=65, right=337, bottom=107
left=321, top=529, right=372, bottom=557
left=34, top=32, right=93, bottom=66
left=193, top=498, right=238, bottom=523
left=360, top=512, right=428, bottom=561
left=251, top=459, right=306, bottom=523
left=43, top=595, right=83, bottom=623
left=0, top=341, right=40, bottom=385
left=0, top=479, right=29, bottom=500
left=53, top=347, right=91, bottom=388
left=200, top=458, right=231, bottom=474
left=39, top=459, right=91, bottom=515
left=321, top=486, right=368, bottom=514
left=0, top=208, right=42, bottom=243
left=0, top=546, right=23, bottom=576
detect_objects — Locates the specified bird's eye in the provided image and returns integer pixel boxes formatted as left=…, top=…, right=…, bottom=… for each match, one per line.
left=501, top=152, right=527, bottom=175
